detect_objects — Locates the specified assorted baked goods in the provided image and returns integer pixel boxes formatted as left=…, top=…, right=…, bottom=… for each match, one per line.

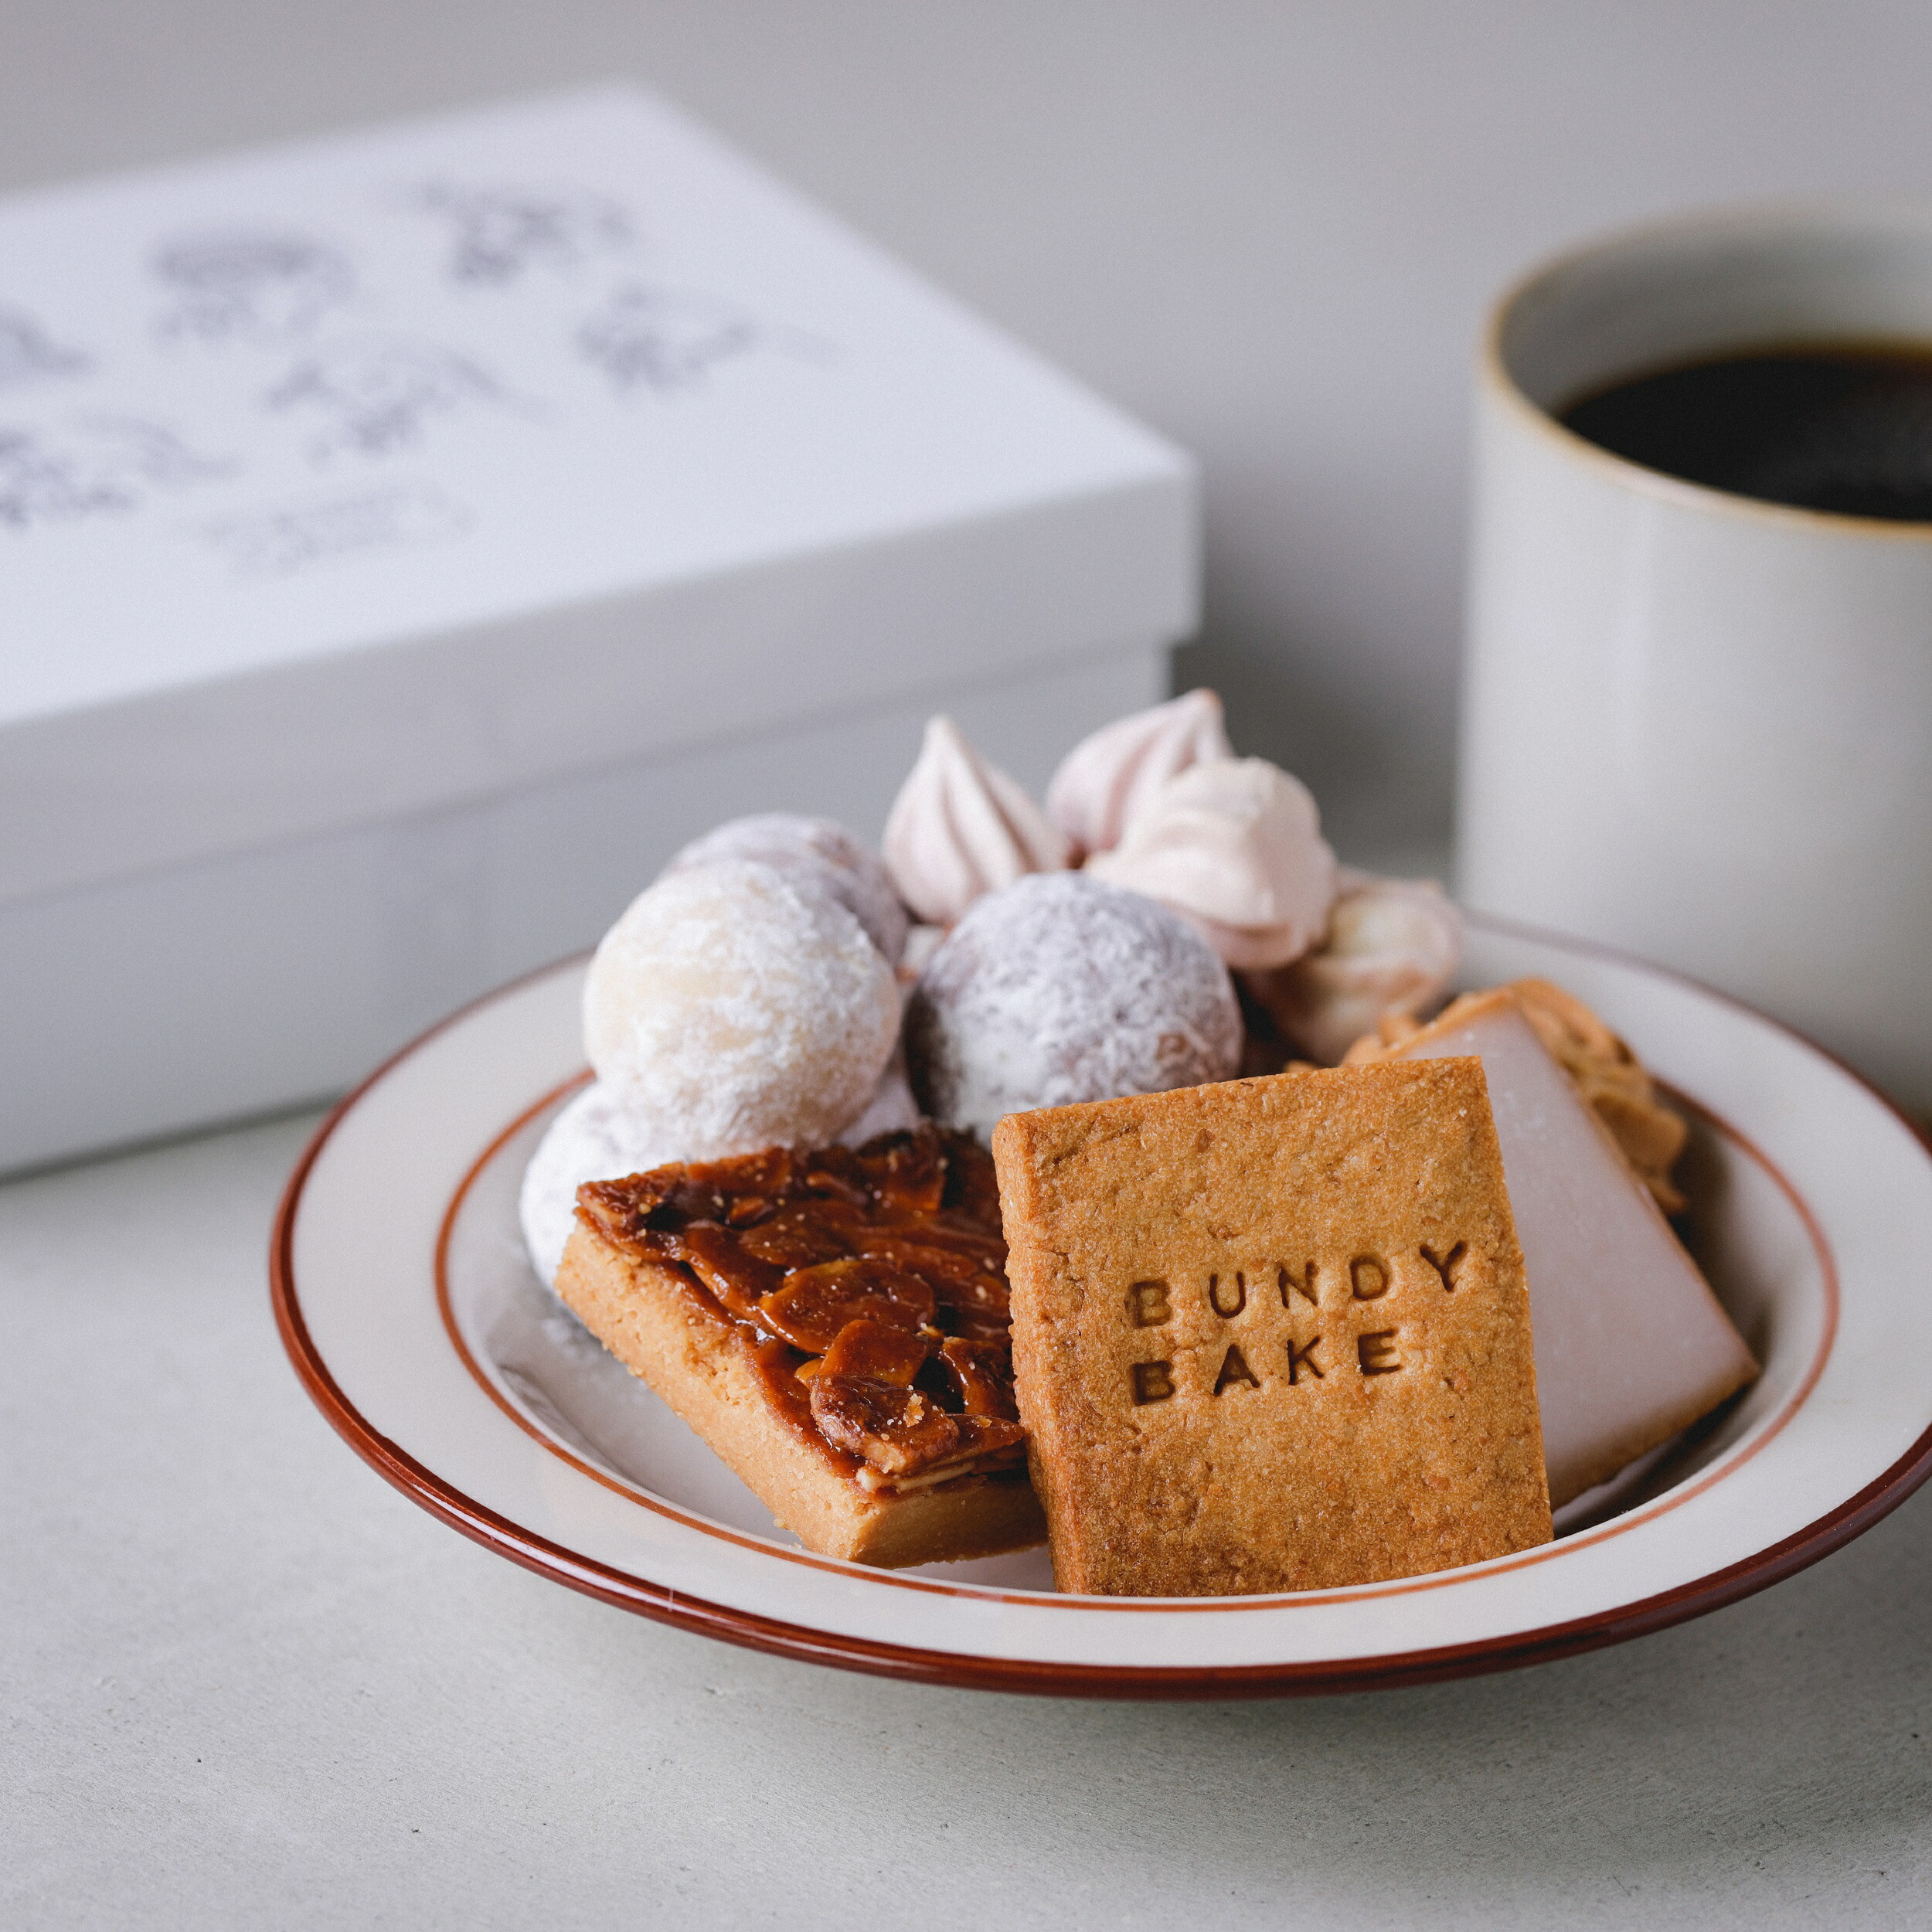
left=520, top=689, right=1760, bottom=1594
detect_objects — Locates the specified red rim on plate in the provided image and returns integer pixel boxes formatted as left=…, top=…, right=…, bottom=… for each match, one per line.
left=269, top=916, right=1932, bottom=1697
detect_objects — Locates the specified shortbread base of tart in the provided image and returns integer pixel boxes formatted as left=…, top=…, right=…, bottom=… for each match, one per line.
left=556, top=1225, right=1046, bottom=1569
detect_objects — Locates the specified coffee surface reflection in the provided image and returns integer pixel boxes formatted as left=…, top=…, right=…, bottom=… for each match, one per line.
left=1560, top=342, right=1932, bottom=522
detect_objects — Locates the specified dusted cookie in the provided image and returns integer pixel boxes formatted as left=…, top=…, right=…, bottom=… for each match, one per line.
left=584, top=859, right=900, bottom=1162
left=519, top=1080, right=683, bottom=1287
left=906, top=872, right=1242, bottom=1140
left=665, top=812, right=909, bottom=964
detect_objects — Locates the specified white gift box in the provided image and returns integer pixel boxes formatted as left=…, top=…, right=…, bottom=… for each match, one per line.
left=0, top=86, right=1195, bottom=1172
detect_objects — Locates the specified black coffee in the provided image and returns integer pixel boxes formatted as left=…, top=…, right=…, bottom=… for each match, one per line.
left=1558, top=342, right=1932, bottom=522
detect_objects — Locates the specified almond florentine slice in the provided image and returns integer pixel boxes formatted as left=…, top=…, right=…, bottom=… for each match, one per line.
left=574, top=1124, right=1030, bottom=1488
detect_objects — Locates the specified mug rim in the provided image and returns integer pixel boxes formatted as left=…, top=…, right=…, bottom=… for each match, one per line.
left=1479, top=196, right=1932, bottom=545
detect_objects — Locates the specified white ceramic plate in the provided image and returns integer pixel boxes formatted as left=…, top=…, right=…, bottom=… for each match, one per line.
left=272, top=917, right=1932, bottom=1696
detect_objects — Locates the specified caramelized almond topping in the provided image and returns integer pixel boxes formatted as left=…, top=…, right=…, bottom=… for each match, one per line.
left=734, top=1205, right=852, bottom=1270
left=757, top=1256, right=936, bottom=1352
left=744, top=1335, right=820, bottom=1443
left=679, top=1223, right=784, bottom=1318
left=577, top=1125, right=1024, bottom=1485
left=819, top=1316, right=931, bottom=1386
left=938, top=1337, right=1019, bottom=1420
left=811, top=1319, right=1024, bottom=1476
left=852, top=1232, right=1006, bottom=1302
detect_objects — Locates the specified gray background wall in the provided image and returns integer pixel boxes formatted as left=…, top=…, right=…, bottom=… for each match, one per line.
left=5, top=0, right=1929, bottom=862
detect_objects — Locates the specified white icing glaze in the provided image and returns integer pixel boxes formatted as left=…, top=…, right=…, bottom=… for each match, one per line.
left=1045, top=686, right=1233, bottom=858
left=906, top=872, right=1242, bottom=1140
left=1244, top=869, right=1464, bottom=1065
left=664, top=812, right=908, bottom=964
left=583, top=859, right=900, bottom=1159
left=1084, top=757, right=1337, bottom=970
left=882, top=716, right=1069, bottom=926
left=1389, top=998, right=1756, bottom=1507
left=518, top=1081, right=684, bottom=1287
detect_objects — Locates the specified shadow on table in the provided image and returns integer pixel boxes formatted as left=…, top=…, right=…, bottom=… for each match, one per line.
left=577, top=1479, right=1932, bottom=1919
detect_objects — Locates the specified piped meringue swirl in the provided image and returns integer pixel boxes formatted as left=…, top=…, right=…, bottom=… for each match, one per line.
left=1045, top=687, right=1233, bottom=859
left=883, top=716, right=1069, bottom=926
left=1084, top=757, right=1337, bottom=970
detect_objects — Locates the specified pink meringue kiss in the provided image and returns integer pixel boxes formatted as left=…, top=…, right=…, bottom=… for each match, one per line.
left=1245, top=870, right=1464, bottom=1065
left=1084, top=757, right=1336, bottom=971
left=1045, top=687, right=1233, bottom=860
left=882, top=716, right=1069, bottom=926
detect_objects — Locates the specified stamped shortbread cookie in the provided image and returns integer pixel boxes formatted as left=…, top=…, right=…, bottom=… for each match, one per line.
left=993, top=1060, right=1552, bottom=1596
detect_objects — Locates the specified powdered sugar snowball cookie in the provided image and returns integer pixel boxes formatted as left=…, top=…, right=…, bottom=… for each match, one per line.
left=583, top=859, right=900, bottom=1158
left=906, top=872, right=1243, bottom=1140
left=1247, top=870, right=1464, bottom=1066
left=882, top=716, right=1070, bottom=927
left=1085, top=757, right=1338, bottom=971
left=664, top=813, right=908, bottom=964
left=1045, top=686, right=1234, bottom=859
left=519, top=1081, right=687, bottom=1287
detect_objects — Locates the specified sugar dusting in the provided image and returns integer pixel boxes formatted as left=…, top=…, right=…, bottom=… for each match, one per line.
left=906, top=871, right=1243, bottom=1139
left=583, top=859, right=900, bottom=1161
left=517, top=1081, right=685, bottom=1287
left=665, top=813, right=909, bottom=964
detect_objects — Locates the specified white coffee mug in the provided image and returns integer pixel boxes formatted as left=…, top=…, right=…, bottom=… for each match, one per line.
left=1458, top=203, right=1932, bottom=1110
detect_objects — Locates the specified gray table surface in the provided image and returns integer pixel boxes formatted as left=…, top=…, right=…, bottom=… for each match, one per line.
left=5, top=1108, right=1930, bottom=1929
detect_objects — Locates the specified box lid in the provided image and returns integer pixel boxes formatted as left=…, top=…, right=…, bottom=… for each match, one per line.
left=0, top=85, right=1194, bottom=905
